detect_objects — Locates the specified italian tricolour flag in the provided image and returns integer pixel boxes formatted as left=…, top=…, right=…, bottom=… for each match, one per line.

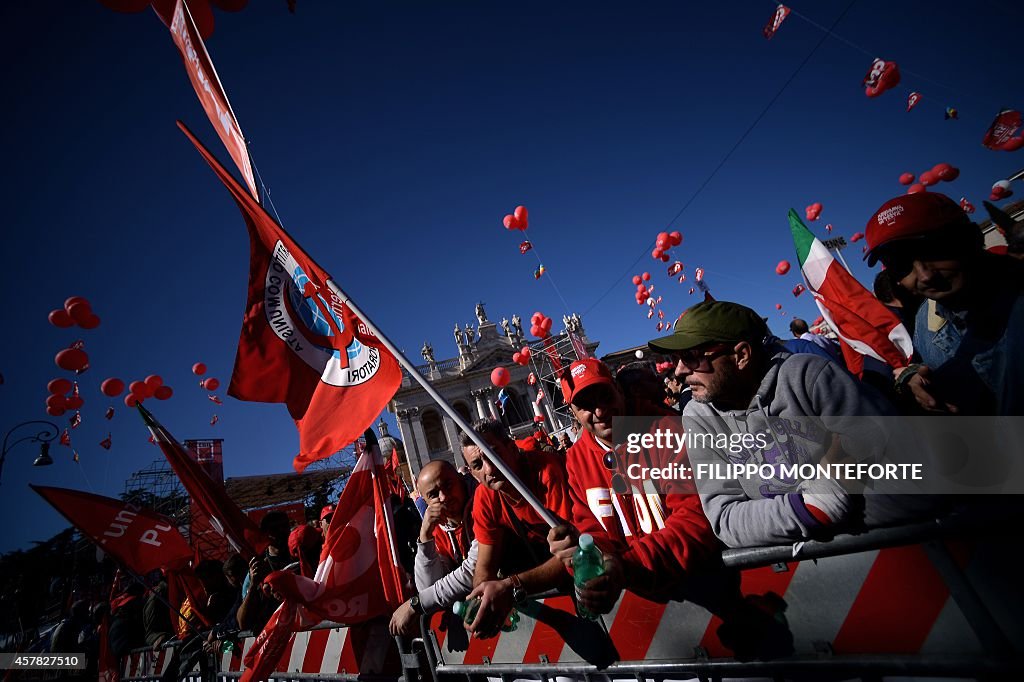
left=789, top=209, right=914, bottom=376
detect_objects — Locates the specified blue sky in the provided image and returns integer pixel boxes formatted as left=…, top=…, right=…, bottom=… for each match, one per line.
left=1, top=0, right=1020, bottom=553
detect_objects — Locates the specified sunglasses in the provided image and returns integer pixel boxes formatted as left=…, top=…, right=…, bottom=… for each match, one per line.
left=674, top=344, right=736, bottom=372
left=602, top=448, right=630, bottom=495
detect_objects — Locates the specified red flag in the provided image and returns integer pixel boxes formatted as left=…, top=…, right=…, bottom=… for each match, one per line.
left=208, top=394, right=223, bottom=405
left=30, top=485, right=192, bottom=575
left=97, top=613, right=120, bottom=682
left=959, top=197, right=975, bottom=214
left=519, top=240, right=533, bottom=254
left=762, top=4, right=790, bottom=39
left=906, top=91, right=921, bottom=112
left=177, top=122, right=402, bottom=472
left=99, top=434, right=112, bottom=450
left=168, top=0, right=258, bottom=199
left=72, top=450, right=80, bottom=463
left=982, top=109, right=1024, bottom=151
left=210, top=414, right=219, bottom=426
left=241, top=432, right=406, bottom=682
left=139, top=403, right=268, bottom=559
left=105, top=407, right=115, bottom=420
left=59, top=429, right=71, bottom=447
left=383, top=447, right=403, bottom=496
left=69, top=412, right=82, bottom=429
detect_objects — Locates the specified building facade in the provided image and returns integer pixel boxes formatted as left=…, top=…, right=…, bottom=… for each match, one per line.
left=388, top=304, right=596, bottom=478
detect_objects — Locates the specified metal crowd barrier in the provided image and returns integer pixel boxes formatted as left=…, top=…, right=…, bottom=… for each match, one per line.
left=120, top=508, right=1023, bottom=682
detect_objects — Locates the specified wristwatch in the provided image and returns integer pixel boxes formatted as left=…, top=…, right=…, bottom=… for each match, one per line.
left=409, top=594, right=424, bottom=614
left=508, top=574, right=527, bottom=603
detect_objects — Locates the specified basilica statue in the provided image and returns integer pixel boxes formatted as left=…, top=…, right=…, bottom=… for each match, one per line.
left=421, top=341, right=435, bottom=364
left=475, top=302, right=488, bottom=325
left=454, top=324, right=464, bottom=346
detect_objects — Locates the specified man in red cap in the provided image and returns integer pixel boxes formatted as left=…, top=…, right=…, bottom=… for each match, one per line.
left=318, top=504, right=334, bottom=538
left=864, top=192, right=1024, bottom=414
left=548, top=358, right=793, bottom=659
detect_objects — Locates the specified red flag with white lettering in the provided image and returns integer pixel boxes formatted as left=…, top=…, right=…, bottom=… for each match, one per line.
left=178, top=121, right=402, bottom=471
left=241, top=431, right=407, bottom=682
left=30, top=485, right=192, bottom=576
left=168, top=0, right=259, bottom=199
left=139, top=403, right=268, bottom=559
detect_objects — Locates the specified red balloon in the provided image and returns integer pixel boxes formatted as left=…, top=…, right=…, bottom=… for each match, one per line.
left=541, top=317, right=553, bottom=332
left=775, top=260, right=791, bottom=275
left=651, top=248, right=663, bottom=260
left=203, top=377, right=220, bottom=391
left=490, top=367, right=510, bottom=387
left=898, top=172, right=915, bottom=186
left=55, top=348, right=89, bottom=372
left=154, top=385, right=173, bottom=400
left=46, top=405, right=66, bottom=417
left=129, top=380, right=152, bottom=399
left=48, top=378, right=73, bottom=395
left=124, top=394, right=139, bottom=408
left=64, top=296, right=88, bottom=314
left=907, top=183, right=927, bottom=194
left=145, top=374, right=163, bottom=390
left=656, top=231, right=669, bottom=248
left=513, top=205, right=529, bottom=230
left=530, top=324, right=543, bottom=336
left=850, top=232, right=865, bottom=243
left=521, top=347, right=532, bottom=359
left=65, top=395, right=83, bottom=410
left=631, top=275, right=641, bottom=285
left=775, top=303, right=783, bottom=310
left=660, top=253, right=670, bottom=262
left=46, top=394, right=67, bottom=410
left=48, top=309, right=74, bottom=328
left=531, top=312, right=543, bottom=324
left=669, top=231, right=683, bottom=246
left=101, top=378, right=125, bottom=397
left=919, top=171, right=937, bottom=186
left=512, top=352, right=523, bottom=365
left=641, top=272, right=651, bottom=281
left=67, top=300, right=92, bottom=325
left=79, top=314, right=101, bottom=330
left=192, top=362, right=208, bottom=376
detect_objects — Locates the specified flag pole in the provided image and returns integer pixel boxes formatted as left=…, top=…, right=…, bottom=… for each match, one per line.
left=326, top=279, right=560, bottom=529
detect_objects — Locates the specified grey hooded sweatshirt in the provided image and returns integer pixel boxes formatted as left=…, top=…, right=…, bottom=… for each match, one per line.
left=683, top=351, right=934, bottom=548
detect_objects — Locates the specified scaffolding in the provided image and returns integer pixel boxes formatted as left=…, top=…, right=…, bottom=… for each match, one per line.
left=122, top=458, right=190, bottom=539
left=524, top=330, right=592, bottom=434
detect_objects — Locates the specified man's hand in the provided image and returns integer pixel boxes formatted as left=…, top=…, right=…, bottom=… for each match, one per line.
left=547, top=524, right=579, bottom=569
left=902, top=365, right=959, bottom=414
left=577, top=555, right=625, bottom=616
left=248, top=556, right=269, bottom=586
left=388, top=600, right=420, bottom=637
left=419, top=499, right=446, bottom=543
left=466, top=579, right=514, bottom=639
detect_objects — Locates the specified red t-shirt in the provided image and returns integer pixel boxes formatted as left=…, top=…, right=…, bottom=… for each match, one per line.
left=472, top=449, right=571, bottom=552
left=563, top=415, right=719, bottom=602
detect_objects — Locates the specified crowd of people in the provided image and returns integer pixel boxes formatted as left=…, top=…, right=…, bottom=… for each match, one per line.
left=21, top=191, right=1024, bottom=673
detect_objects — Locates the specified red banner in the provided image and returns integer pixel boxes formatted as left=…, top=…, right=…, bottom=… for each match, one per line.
left=31, top=485, right=192, bottom=576
left=168, top=0, right=259, bottom=199
left=762, top=4, right=790, bottom=40
left=140, top=404, right=268, bottom=559
left=178, top=121, right=402, bottom=472
left=982, top=109, right=1024, bottom=151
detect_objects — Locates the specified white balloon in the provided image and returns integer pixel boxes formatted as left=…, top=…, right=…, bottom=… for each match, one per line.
left=634, top=350, right=644, bottom=359
left=995, top=179, right=1011, bottom=190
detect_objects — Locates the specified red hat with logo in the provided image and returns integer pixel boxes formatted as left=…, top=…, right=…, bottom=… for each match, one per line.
left=560, top=358, right=615, bottom=404
left=864, top=192, right=973, bottom=266
left=319, top=504, right=335, bottom=522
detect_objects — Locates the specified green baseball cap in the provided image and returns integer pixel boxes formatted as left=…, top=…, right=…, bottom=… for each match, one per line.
left=648, top=301, right=769, bottom=352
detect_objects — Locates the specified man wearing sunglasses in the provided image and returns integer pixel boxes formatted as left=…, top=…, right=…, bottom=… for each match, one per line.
left=864, top=191, right=1024, bottom=415
left=654, top=300, right=931, bottom=548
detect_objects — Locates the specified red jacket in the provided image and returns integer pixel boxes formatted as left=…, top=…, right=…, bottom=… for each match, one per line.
left=564, top=417, right=719, bottom=602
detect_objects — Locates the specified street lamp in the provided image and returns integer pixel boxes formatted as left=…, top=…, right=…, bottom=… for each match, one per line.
left=0, top=420, right=59, bottom=486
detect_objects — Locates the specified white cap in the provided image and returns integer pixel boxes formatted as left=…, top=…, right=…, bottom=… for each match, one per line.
left=579, top=533, right=594, bottom=548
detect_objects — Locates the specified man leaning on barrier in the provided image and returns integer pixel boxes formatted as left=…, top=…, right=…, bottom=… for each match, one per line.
left=652, top=300, right=936, bottom=548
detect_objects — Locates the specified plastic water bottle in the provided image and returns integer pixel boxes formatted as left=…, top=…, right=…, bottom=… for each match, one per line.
left=572, top=533, right=605, bottom=620
left=452, top=599, right=519, bottom=632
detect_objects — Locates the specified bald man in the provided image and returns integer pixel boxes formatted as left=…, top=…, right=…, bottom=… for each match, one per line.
left=389, top=460, right=478, bottom=636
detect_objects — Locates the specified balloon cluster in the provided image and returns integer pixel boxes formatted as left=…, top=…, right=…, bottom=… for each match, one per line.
left=905, top=163, right=960, bottom=194
left=511, top=346, right=532, bottom=366
left=632, top=272, right=652, bottom=305
left=651, top=231, right=682, bottom=262
left=48, top=296, right=101, bottom=330
left=45, top=378, right=81, bottom=417
left=123, top=374, right=174, bottom=407
left=805, top=203, right=823, bottom=221
left=990, top=180, right=1014, bottom=201
left=503, top=205, right=529, bottom=231
left=863, top=58, right=900, bottom=98
left=529, top=312, right=553, bottom=338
